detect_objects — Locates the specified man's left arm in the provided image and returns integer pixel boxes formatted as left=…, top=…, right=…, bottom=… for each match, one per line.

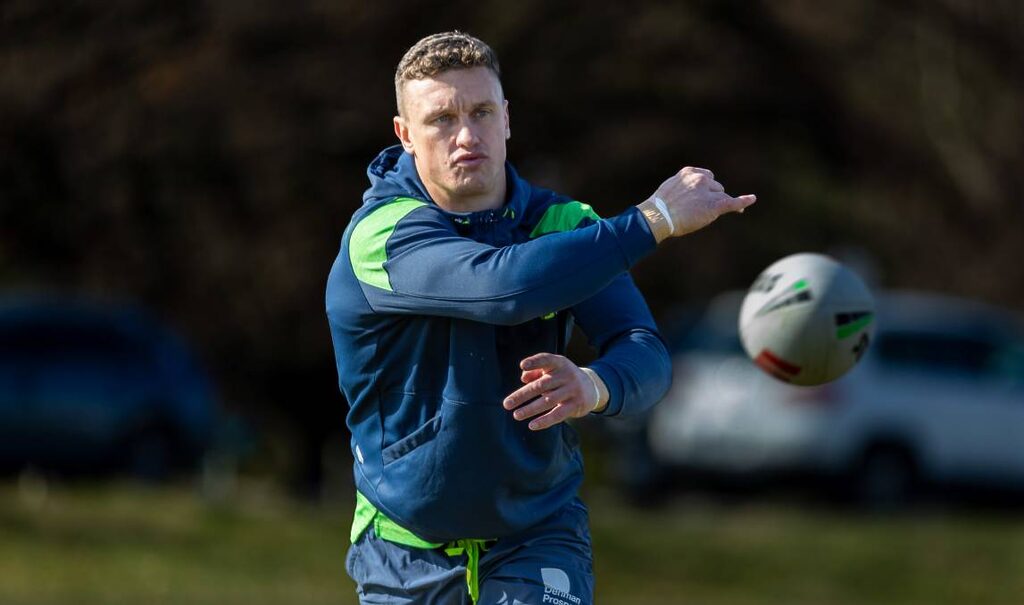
left=502, top=272, right=672, bottom=429
left=572, top=272, right=673, bottom=417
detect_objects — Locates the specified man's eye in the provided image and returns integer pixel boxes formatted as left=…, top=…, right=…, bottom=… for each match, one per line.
left=433, top=114, right=452, bottom=124
left=474, top=109, right=492, bottom=118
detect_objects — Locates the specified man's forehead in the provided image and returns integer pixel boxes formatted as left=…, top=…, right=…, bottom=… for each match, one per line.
left=403, top=67, right=503, bottom=111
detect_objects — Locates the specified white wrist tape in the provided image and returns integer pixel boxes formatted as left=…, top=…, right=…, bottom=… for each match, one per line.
left=652, top=196, right=675, bottom=234
left=581, top=367, right=602, bottom=413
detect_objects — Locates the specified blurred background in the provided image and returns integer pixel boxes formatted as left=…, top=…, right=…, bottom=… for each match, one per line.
left=2, top=1, right=1023, bottom=603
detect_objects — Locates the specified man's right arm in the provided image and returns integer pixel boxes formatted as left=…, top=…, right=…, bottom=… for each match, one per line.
left=343, top=168, right=754, bottom=325
left=346, top=199, right=656, bottom=325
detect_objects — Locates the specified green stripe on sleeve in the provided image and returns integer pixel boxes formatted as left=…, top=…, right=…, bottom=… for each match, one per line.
left=349, top=197, right=427, bottom=291
left=529, top=201, right=601, bottom=238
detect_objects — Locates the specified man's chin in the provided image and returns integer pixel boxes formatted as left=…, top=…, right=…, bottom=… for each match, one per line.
left=449, top=174, right=499, bottom=195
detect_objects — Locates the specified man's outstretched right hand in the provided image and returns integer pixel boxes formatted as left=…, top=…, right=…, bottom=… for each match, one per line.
left=637, top=166, right=756, bottom=242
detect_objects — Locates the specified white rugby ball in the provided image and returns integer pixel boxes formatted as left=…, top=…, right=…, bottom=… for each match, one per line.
left=739, top=253, right=875, bottom=386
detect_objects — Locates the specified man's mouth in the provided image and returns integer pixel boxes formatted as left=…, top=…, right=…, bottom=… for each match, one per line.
left=453, top=153, right=487, bottom=168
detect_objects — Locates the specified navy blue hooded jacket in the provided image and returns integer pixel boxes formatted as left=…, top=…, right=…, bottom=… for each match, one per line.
left=326, top=145, right=672, bottom=542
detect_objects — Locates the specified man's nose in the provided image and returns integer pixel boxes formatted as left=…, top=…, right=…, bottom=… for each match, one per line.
left=455, top=121, right=479, bottom=147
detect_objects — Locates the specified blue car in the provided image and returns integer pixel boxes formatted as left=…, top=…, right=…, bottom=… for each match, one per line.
left=0, top=295, right=218, bottom=479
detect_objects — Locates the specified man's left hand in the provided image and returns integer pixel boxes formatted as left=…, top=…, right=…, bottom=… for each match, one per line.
left=503, top=353, right=607, bottom=431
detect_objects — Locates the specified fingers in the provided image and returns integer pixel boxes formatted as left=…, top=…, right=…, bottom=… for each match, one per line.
left=708, top=192, right=756, bottom=215
left=527, top=404, right=577, bottom=431
left=521, top=369, right=544, bottom=384
left=513, top=390, right=586, bottom=431
left=728, top=193, right=757, bottom=213
left=682, top=166, right=714, bottom=180
left=507, top=354, right=566, bottom=407
left=681, top=168, right=725, bottom=194
left=520, top=352, right=564, bottom=372
left=507, top=353, right=594, bottom=430
left=511, top=385, right=574, bottom=421
left=649, top=166, right=756, bottom=238
left=503, top=373, right=555, bottom=409
left=507, top=379, right=583, bottom=431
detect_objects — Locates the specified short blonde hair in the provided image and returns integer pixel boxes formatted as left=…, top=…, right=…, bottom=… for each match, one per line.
left=395, top=31, right=502, bottom=114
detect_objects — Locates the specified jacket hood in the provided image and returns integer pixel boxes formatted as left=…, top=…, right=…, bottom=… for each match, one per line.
left=363, top=145, right=530, bottom=227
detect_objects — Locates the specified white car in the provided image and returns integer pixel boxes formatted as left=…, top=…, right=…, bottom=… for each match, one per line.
left=646, top=290, right=1024, bottom=507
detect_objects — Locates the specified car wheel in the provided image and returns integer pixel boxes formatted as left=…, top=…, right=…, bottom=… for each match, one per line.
left=854, top=445, right=918, bottom=511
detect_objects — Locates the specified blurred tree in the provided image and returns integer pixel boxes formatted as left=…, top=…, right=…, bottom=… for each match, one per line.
left=2, top=0, right=1021, bottom=490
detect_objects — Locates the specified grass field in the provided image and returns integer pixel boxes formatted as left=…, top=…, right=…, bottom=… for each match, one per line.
left=1, top=480, right=1022, bottom=605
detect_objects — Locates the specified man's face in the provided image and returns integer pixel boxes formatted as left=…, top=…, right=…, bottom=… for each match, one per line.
left=394, top=67, right=510, bottom=210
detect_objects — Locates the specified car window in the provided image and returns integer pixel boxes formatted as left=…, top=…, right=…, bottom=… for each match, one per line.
left=875, top=330, right=999, bottom=377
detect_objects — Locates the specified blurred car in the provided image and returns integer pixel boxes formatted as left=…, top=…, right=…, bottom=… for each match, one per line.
left=642, top=290, right=1024, bottom=507
left=0, top=295, right=218, bottom=479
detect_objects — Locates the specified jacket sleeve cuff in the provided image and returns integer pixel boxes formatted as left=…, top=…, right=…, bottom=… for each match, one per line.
left=606, top=206, right=659, bottom=268
left=587, top=361, right=625, bottom=417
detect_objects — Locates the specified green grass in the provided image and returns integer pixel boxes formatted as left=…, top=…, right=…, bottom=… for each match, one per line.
left=1, top=481, right=1022, bottom=604
left=0, top=480, right=352, bottom=605
left=589, top=493, right=1024, bottom=604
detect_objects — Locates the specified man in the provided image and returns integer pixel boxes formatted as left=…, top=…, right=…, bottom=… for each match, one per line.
left=326, top=31, right=755, bottom=605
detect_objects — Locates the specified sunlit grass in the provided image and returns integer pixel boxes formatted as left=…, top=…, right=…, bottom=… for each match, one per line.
left=0, top=478, right=354, bottom=605
left=1, top=479, right=1022, bottom=605
left=589, top=490, right=1024, bottom=605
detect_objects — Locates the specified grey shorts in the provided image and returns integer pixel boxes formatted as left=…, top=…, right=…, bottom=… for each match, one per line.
left=346, top=497, right=594, bottom=605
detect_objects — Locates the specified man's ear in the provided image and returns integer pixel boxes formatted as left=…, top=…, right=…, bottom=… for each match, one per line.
left=503, top=100, right=511, bottom=140
left=394, top=115, right=415, bottom=154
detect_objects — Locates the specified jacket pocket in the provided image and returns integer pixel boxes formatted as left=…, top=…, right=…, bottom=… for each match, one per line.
left=381, top=413, right=442, bottom=466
